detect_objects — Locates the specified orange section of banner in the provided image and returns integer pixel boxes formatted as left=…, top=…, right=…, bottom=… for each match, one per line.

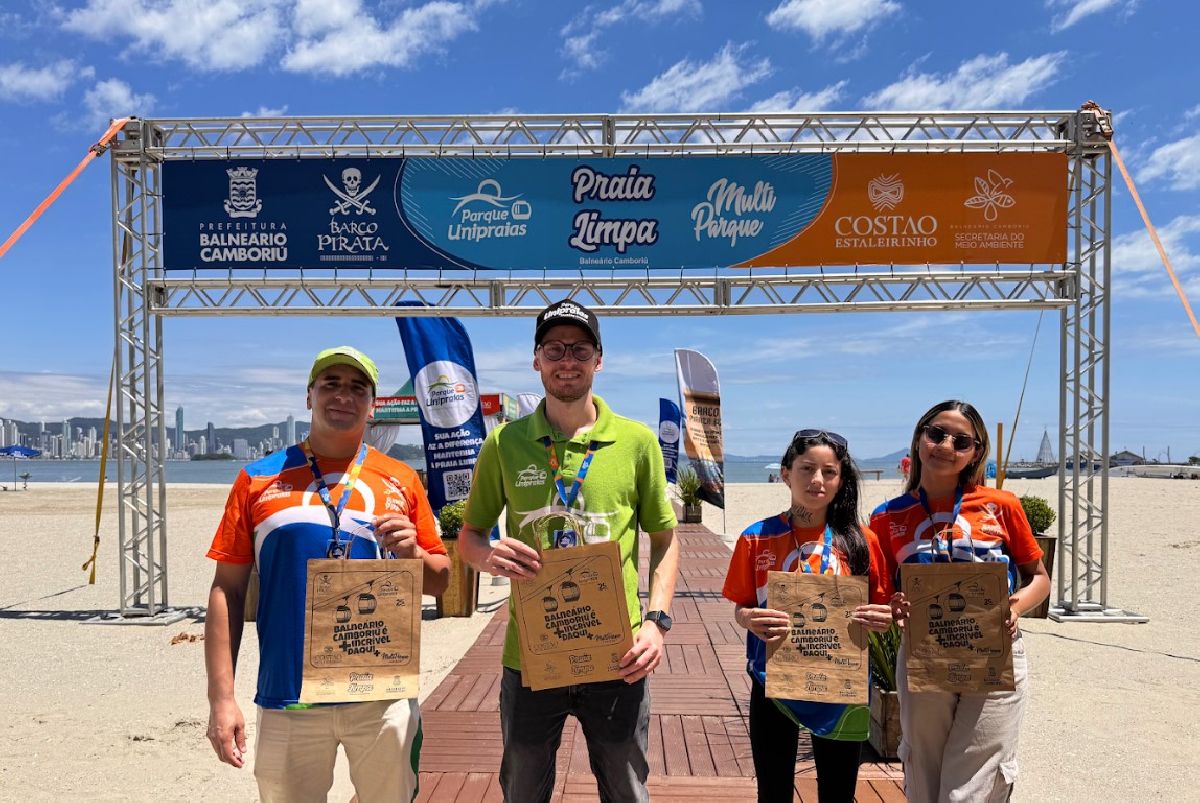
left=0, top=117, right=131, bottom=262
left=739, top=152, right=1068, bottom=267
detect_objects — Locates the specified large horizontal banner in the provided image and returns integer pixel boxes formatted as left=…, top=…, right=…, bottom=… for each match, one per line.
left=162, top=154, right=1066, bottom=271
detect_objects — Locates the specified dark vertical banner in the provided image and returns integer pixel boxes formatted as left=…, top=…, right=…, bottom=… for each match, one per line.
left=395, top=308, right=487, bottom=513
left=674, top=349, right=724, bottom=508
left=658, top=398, right=682, bottom=485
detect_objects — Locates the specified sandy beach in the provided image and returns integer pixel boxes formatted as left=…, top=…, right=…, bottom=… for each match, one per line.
left=1, top=477, right=1196, bottom=801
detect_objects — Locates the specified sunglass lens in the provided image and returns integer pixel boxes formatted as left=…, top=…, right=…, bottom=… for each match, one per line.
left=951, top=434, right=975, bottom=451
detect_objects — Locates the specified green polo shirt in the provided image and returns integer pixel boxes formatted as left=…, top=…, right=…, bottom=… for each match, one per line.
left=464, top=394, right=677, bottom=671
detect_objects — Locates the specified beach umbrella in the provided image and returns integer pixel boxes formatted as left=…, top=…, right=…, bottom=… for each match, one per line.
left=0, top=445, right=41, bottom=487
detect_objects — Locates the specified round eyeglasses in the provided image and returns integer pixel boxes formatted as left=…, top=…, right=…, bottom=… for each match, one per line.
left=538, top=340, right=597, bottom=362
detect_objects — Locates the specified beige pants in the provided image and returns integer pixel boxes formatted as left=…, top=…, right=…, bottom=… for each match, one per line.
left=254, top=698, right=421, bottom=803
left=896, top=636, right=1028, bottom=803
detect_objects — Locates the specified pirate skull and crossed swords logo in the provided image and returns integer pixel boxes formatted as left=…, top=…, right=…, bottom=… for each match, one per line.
left=324, top=168, right=380, bottom=216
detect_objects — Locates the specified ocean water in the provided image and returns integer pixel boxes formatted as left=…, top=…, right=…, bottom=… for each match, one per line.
left=2, top=458, right=899, bottom=486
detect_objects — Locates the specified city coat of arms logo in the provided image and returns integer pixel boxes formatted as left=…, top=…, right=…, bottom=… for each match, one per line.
left=224, top=167, right=263, bottom=218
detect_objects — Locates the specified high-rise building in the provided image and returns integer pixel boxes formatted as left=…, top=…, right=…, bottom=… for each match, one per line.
left=62, top=418, right=71, bottom=451
left=175, top=406, right=184, bottom=452
left=198, top=435, right=207, bottom=455
left=0, top=419, right=7, bottom=448
left=233, top=438, right=250, bottom=460
left=286, top=414, right=296, bottom=444
left=207, top=422, right=216, bottom=454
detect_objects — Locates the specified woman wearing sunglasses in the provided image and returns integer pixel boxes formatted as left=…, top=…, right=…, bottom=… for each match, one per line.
left=870, top=400, right=1049, bottom=802
left=723, top=430, right=894, bottom=802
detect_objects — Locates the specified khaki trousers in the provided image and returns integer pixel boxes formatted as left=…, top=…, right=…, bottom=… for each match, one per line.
left=896, top=636, right=1028, bottom=803
left=254, top=698, right=421, bottom=803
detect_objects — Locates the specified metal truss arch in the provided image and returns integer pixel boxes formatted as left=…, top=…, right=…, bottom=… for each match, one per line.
left=110, top=107, right=1139, bottom=622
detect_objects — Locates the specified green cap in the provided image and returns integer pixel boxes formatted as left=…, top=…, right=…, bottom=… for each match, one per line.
left=308, top=346, right=379, bottom=390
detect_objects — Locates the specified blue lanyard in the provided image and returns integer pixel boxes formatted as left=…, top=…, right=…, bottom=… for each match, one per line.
left=302, top=441, right=367, bottom=558
left=798, top=524, right=835, bottom=575
left=918, top=485, right=964, bottom=561
left=541, top=436, right=598, bottom=510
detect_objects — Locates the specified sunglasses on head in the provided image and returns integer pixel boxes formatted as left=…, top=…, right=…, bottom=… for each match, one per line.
left=793, top=429, right=848, bottom=449
left=922, top=424, right=979, bottom=452
left=538, top=340, right=597, bottom=362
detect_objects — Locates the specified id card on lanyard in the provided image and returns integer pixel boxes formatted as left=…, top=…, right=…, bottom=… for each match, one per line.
left=918, top=485, right=970, bottom=562
left=797, top=524, right=836, bottom=576
left=302, top=440, right=369, bottom=559
left=541, top=436, right=598, bottom=548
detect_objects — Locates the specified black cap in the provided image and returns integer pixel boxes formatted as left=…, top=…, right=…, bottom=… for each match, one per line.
left=534, top=300, right=602, bottom=352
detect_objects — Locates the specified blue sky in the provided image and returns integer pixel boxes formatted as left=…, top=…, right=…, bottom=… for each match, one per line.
left=0, top=0, right=1197, bottom=461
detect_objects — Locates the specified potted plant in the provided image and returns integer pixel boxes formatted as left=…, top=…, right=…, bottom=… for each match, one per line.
left=867, top=624, right=902, bottom=759
left=434, top=500, right=478, bottom=618
left=675, top=465, right=703, bottom=524
left=1018, top=495, right=1057, bottom=618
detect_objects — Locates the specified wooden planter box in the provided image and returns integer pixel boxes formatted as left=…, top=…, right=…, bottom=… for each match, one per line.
left=869, top=685, right=901, bottom=759
left=681, top=503, right=703, bottom=524
left=1022, top=534, right=1057, bottom=619
left=435, top=538, right=479, bottom=618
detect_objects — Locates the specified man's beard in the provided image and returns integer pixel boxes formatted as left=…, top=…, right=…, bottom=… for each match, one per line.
left=544, top=376, right=591, bottom=404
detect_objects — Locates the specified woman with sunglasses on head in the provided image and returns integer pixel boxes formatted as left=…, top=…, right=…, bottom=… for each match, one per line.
left=723, top=430, right=895, bottom=803
left=870, top=400, right=1049, bottom=803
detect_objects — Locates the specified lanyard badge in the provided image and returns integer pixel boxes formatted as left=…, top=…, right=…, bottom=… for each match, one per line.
left=541, top=436, right=598, bottom=548
left=798, top=524, right=835, bottom=575
left=302, top=440, right=368, bottom=559
left=918, top=485, right=965, bottom=561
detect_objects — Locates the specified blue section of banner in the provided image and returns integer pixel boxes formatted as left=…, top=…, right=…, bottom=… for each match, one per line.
left=658, top=398, right=681, bottom=485
left=394, top=307, right=488, bottom=513
left=162, top=156, right=834, bottom=271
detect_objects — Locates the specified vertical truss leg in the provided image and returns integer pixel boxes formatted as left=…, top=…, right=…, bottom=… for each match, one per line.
left=99, top=122, right=184, bottom=626
left=1051, top=147, right=1145, bottom=623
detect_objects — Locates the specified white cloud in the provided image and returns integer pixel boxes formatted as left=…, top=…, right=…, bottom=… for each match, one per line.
left=282, top=0, right=480, bottom=76
left=241, top=105, right=289, bottom=117
left=62, top=0, right=286, bottom=71
left=1137, top=134, right=1200, bottom=191
left=1112, top=215, right=1200, bottom=276
left=560, top=0, right=701, bottom=77
left=0, top=60, right=88, bottom=102
left=863, top=51, right=1066, bottom=109
left=749, top=80, right=848, bottom=112
left=766, top=0, right=900, bottom=40
left=82, top=78, right=156, bottom=129
left=620, top=42, right=772, bottom=113
left=1047, top=0, right=1135, bottom=32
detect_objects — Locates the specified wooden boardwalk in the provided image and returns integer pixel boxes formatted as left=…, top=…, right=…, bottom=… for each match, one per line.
left=417, top=522, right=904, bottom=802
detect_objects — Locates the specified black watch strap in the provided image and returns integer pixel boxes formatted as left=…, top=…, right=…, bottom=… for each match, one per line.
left=644, top=610, right=672, bottom=631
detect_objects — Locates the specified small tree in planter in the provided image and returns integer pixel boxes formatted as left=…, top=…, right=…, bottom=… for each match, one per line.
left=434, top=500, right=477, bottom=617
left=867, top=624, right=902, bottom=759
left=1019, top=494, right=1057, bottom=618
left=675, top=465, right=703, bottom=524
left=438, top=499, right=468, bottom=539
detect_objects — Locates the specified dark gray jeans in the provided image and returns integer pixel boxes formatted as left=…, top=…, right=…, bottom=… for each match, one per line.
left=499, top=667, right=650, bottom=803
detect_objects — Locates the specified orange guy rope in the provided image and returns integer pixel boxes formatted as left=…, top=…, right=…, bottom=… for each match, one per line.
left=0, top=117, right=131, bottom=261
left=1109, top=139, right=1200, bottom=339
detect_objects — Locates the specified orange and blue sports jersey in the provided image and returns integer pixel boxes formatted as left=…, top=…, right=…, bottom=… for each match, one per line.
left=208, top=444, right=444, bottom=710
left=721, top=513, right=892, bottom=740
left=869, top=484, right=1043, bottom=595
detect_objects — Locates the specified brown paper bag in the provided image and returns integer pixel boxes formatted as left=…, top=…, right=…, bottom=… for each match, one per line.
left=764, top=571, right=869, bottom=704
left=901, top=562, right=1014, bottom=693
left=299, top=558, right=423, bottom=704
left=513, top=540, right=633, bottom=691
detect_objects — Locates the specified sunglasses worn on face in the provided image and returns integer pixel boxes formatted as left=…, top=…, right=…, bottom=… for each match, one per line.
left=793, top=429, right=849, bottom=449
left=923, top=424, right=979, bottom=452
left=538, top=340, right=597, bottom=362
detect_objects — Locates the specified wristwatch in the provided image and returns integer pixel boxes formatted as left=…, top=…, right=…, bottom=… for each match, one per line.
left=644, top=610, right=673, bottom=632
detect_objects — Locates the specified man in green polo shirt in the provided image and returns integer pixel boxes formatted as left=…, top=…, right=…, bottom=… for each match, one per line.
left=459, top=299, right=679, bottom=803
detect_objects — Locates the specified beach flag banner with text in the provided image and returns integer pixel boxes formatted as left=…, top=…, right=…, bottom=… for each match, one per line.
left=675, top=348, right=725, bottom=508
left=658, top=398, right=681, bottom=485
left=160, top=153, right=1066, bottom=271
left=395, top=309, right=487, bottom=513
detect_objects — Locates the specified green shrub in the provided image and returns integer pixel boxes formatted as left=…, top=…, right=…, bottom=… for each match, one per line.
left=1019, top=495, right=1056, bottom=534
left=868, top=624, right=901, bottom=691
left=437, top=499, right=468, bottom=538
left=675, top=465, right=702, bottom=506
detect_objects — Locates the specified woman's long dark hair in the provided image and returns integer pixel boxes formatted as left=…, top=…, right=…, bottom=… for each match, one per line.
left=904, top=400, right=990, bottom=494
left=782, top=432, right=870, bottom=576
